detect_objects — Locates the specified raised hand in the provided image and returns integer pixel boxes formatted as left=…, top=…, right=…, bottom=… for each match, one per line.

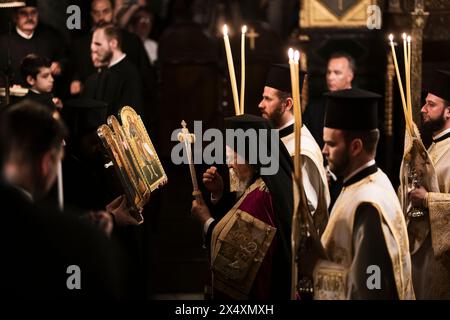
left=202, top=166, right=224, bottom=199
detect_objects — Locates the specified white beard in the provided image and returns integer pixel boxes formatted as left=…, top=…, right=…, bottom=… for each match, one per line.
left=229, top=167, right=251, bottom=198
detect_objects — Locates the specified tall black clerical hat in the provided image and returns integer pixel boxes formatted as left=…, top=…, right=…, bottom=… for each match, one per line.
left=426, top=70, right=450, bottom=102
left=62, top=98, right=108, bottom=137
left=324, top=88, right=381, bottom=131
left=23, top=0, right=36, bottom=7
left=265, top=64, right=306, bottom=94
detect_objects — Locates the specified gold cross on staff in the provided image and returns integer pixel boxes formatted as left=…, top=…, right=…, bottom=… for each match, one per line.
left=177, top=120, right=202, bottom=200
left=246, top=27, right=259, bottom=50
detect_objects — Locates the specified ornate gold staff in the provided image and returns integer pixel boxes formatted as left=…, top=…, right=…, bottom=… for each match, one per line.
left=178, top=120, right=202, bottom=201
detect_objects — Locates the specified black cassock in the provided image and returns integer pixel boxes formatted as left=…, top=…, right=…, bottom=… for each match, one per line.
left=0, top=24, right=66, bottom=86
left=0, top=179, right=123, bottom=298
left=82, top=56, right=143, bottom=117
left=303, top=97, right=327, bottom=150
left=70, top=30, right=157, bottom=125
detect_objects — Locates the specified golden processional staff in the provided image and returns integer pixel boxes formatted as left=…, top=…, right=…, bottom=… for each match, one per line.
left=178, top=120, right=202, bottom=201
left=289, top=49, right=327, bottom=300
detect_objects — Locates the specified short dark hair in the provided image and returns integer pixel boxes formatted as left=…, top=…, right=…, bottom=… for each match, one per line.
left=343, top=129, right=379, bottom=156
left=329, top=51, right=356, bottom=74
left=20, top=53, right=51, bottom=85
left=0, top=100, right=67, bottom=165
left=276, top=90, right=292, bottom=102
left=95, top=22, right=122, bottom=49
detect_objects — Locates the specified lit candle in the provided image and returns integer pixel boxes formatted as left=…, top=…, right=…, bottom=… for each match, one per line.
left=288, top=48, right=301, bottom=181
left=388, top=34, right=411, bottom=134
left=223, top=25, right=240, bottom=116
left=403, top=33, right=411, bottom=122
left=240, top=25, right=247, bottom=115
left=407, top=35, right=413, bottom=126
left=293, top=50, right=302, bottom=182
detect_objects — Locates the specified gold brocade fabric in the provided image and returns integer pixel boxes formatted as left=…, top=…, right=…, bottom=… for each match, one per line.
left=404, top=133, right=450, bottom=299
left=427, top=136, right=450, bottom=258
left=210, top=179, right=276, bottom=299
left=320, top=169, right=415, bottom=300
left=428, top=192, right=450, bottom=258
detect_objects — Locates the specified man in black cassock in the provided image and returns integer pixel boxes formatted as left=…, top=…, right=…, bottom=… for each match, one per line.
left=82, top=23, right=144, bottom=117
left=70, top=0, right=157, bottom=127
left=0, top=0, right=67, bottom=91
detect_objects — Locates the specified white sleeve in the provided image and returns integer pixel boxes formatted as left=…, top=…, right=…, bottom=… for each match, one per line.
left=301, top=156, right=320, bottom=216
left=203, top=217, right=215, bottom=235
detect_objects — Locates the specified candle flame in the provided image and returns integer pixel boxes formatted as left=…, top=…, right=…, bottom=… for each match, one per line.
left=407, top=35, right=411, bottom=42
left=288, top=48, right=294, bottom=60
left=294, top=50, right=300, bottom=62
left=223, top=24, right=228, bottom=36
left=242, top=25, right=247, bottom=33
left=388, top=34, right=394, bottom=42
left=402, top=33, right=407, bottom=40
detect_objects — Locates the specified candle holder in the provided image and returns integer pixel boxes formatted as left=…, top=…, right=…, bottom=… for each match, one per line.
left=406, top=164, right=426, bottom=218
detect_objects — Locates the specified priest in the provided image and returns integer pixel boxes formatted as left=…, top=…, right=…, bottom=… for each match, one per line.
left=191, top=114, right=294, bottom=299
left=408, top=69, right=450, bottom=299
left=258, top=64, right=329, bottom=235
left=316, top=88, right=414, bottom=299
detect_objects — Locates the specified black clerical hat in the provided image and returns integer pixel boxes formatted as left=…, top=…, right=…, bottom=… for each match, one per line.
left=23, top=0, right=36, bottom=7
left=225, top=114, right=272, bottom=132
left=63, top=99, right=108, bottom=137
left=324, top=88, right=381, bottom=131
left=426, top=70, right=450, bottom=102
left=265, top=64, right=306, bottom=94
left=224, top=114, right=274, bottom=165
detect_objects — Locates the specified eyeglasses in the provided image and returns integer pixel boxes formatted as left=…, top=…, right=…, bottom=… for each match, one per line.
left=17, top=9, right=38, bottom=17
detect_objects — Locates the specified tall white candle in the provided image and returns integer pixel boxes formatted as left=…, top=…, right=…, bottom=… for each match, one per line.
left=240, top=25, right=247, bottom=115
left=223, top=25, right=240, bottom=116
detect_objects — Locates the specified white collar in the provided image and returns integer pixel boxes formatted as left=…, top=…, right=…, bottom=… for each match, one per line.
left=433, top=127, right=450, bottom=141
left=277, top=118, right=295, bottom=131
left=30, top=88, right=41, bottom=94
left=16, top=27, right=34, bottom=40
left=108, top=53, right=126, bottom=68
left=343, top=159, right=376, bottom=184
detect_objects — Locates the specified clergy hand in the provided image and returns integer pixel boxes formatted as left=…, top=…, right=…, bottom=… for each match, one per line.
left=203, top=166, right=223, bottom=199
left=87, top=210, right=114, bottom=237
left=70, top=80, right=83, bottom=95
left=106, top=195, right=141, bottom=226
left=52, top=97, right=63, bottom=109
left=191, top=197, right=211, bottom=225
left=409, top=186, right=428, bottom=208
left=50, top=62, right=62, bottom=76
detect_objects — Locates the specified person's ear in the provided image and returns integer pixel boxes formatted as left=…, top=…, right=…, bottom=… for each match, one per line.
left=350, top=138, right=363, bottom=156
left=284, top=97, right=293, bottom=112
left=40, top=150, right=54, bottom=178
left=110, top=38, right=118, bottom=50
left=26, top=75, right=36, bottom=87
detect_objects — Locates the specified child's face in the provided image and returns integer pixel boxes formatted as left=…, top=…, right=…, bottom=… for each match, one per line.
left=33, top=67, right=54, bottom=93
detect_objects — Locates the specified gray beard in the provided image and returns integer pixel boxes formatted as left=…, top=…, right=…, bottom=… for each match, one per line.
left=229, top=168, right=252, bottom=198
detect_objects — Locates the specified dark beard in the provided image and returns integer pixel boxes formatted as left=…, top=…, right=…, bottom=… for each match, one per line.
left=329, top=148, right=350, bottom=178
left=99, top=50, right=113, bottom=65
left=268, top=107, right=284, bottom=128
left=421, top=112, right=446, bottom=134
